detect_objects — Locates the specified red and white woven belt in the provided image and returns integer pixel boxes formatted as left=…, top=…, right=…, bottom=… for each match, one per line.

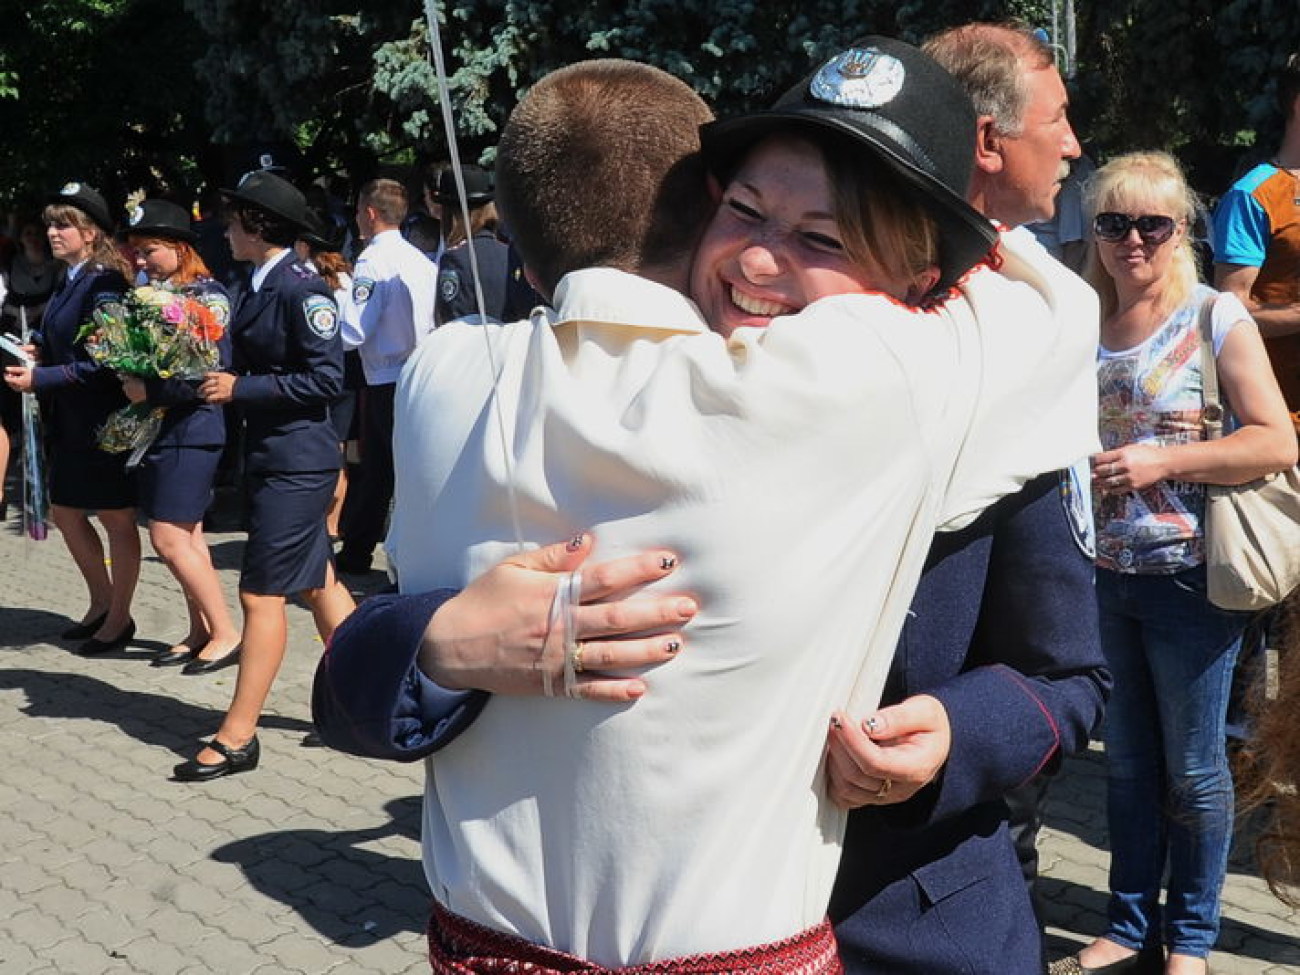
left=426, top=900, right=843, bottom=975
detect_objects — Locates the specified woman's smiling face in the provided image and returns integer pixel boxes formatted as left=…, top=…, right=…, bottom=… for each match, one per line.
left=689, top=133, right=901, bottom=338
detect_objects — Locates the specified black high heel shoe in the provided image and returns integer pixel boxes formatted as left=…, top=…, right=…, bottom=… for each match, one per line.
left=172, top=736, right=260, bottom=782
left=75, top=619, right=136, bottom=656
left=61, top=611, right=109, bottom=640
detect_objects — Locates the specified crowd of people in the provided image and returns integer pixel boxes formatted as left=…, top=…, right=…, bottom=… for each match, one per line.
left=2, top=19, right=1300, bottom=975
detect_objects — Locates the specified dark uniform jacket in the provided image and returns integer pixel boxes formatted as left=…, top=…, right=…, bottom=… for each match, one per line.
left=30, top=264, right=129, bottom=449
left=435, top=230, right=543, bottom=325
left=228, top=253, right=343, bottom=473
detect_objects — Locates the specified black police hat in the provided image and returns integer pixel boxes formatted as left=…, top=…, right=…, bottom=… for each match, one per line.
left=124, top=199, right=198, bottom=244
left=701, top=36, right=997, bottom=293
left=220, top=170, right=315, bottom=232
left=298, top=209, right=347, bottom=253
left=47, top=181, right=115, bottom=234
left=435, top=165, right=494, bottom=206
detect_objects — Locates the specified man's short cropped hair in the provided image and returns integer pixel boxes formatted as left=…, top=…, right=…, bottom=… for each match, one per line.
left=1279, top=53, right=1300, bottom=119
left=495, top=58, right=714, bottom=296
left=360, top=179, right=409, bottom=227
left=924, top=23, right=1054, bottom=138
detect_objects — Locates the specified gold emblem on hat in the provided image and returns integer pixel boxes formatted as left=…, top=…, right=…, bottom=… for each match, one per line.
left=129, top=205, right=144, bottom=226
left=61, top=181, right=81, bottom=196
left=810, top=48, right=906, bottom=109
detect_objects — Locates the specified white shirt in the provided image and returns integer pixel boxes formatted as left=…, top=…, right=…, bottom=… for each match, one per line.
left=388, top=230, right=1099, bottom=965
left=342, top=228, right=438, bottom=384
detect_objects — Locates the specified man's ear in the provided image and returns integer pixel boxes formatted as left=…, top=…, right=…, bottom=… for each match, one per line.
left=974, top=116, right=1005, bottom=176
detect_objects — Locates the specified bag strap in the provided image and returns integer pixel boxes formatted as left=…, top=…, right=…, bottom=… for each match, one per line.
left=1196, top=293, right=1225, bottom=441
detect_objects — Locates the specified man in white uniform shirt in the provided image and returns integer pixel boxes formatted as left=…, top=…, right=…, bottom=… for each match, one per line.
left=344, top=42, right=1100, bottom=972
left=336, top=178, right=438, bottom=574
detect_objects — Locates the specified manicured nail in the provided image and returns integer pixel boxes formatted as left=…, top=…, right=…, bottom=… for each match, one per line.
left=660, top=555, right=677, bottom=571
left=865, top=716, right=880, bottom=734
left=567, top=534, right=586, bottom=552
left=830, top=715, right=842, bottom=730
left=664, top=639, right=681, bottom=655
left=675, top=598, right=696, bottom=618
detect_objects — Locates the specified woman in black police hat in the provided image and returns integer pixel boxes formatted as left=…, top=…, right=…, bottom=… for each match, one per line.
left=121, top=199, right=242, bottom=672
left=173, top=170, right=354, bottom=781
left=429, top=164, right=540, bottom=324
left=690, top=36, right=996, bottom=335
left=3, top=182, right=142, bottom=655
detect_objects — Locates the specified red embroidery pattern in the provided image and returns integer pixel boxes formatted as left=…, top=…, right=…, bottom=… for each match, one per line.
left=427, top=901, right=843, bottom=975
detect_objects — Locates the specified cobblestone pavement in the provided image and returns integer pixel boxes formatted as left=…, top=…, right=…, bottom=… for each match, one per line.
left=1, top=511, right=1297, bottom=973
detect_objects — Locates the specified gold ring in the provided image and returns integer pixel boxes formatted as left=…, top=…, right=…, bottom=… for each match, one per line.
left=571, top=642, right=586, bottom=675
left=874, top=777, right=892, bottom=800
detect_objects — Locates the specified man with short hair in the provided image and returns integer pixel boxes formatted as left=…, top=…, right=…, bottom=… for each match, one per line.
left=335, top=178, right=438, bottom=574
left=318, top=47, right=1098, bottom=971
left=1213, top=53, right=1300, bottom=422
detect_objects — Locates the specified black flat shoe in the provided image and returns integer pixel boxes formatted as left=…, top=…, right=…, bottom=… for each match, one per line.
left=61, top=612, right=109, bottom=640
left=151, top=646, right=199, bottom=668
left=1049, top=949, right=1164, bottom=975
left=172, top=736, right=260, bottom=782
left=75, top=620, right=136, bottom=656
left=182, top=645, right=241, bottom=675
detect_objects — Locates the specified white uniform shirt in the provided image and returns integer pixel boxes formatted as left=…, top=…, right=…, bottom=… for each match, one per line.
left=388, top=230, right=1099, bottom=966
left=342, top=228, right=438, bottom=384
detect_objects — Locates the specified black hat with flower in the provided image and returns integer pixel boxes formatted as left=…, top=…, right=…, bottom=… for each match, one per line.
left=125, top=199, right=198, bottom=245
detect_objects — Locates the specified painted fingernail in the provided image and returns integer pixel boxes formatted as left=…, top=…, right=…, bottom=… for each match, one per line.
left=865, top=716, right=880, bottom=734
left=660, top=555, right=677, bottom=571
left=567, top=534, right=586, bottom=552
left=664, top=639, right=681, bottom=655
left=830, top=715, right=842, bottom=730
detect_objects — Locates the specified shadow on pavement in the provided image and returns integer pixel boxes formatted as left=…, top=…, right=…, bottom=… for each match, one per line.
left=0, top=667, right=312, bottom=754
left=211, top=795, right=428, bottom=942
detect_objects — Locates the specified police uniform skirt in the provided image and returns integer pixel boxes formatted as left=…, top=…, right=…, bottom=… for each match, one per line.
left=49, top=447, right=136, bottom=510
left=240, top=469, right=335, bottom=595
left=136, top=445, right=222, bottom=524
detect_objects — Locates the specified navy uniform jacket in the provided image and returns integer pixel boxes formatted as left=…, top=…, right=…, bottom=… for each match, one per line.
left=228, top=254, right=343, bottom=473
left=142, top=278, right=232, bottom=449
left=30, top=264, right=129, bottom=449
left=312, top=470, right=1109, bottom=973
left=435, top=230, right=543, bottom=325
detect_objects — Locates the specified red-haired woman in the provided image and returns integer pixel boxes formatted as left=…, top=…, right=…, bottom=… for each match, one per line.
left=122, top=199, right=241, bottom=672
left=3, top=183, right=139, bottom=654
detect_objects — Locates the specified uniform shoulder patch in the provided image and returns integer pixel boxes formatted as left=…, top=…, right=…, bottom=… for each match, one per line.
left=352, top=277, right=375, bottom=305
left=439, top=269, right=461, bottom=304
left=303, top=294, right=339, bottom=340
left=1060, top=462, right=1096, bottom=560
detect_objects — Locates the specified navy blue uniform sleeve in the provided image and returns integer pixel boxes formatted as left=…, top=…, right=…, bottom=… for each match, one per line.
left=234, top=280, right=343, bottom=407
left=919, top=471, right=1110, bottom=823
left=312, top=590, right=489, bottom=762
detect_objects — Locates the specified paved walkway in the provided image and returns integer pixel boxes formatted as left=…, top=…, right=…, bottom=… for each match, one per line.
left=0, top=511, right=1297, bottom=973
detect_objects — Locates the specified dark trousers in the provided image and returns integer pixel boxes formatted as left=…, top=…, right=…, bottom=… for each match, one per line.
left=339, top=381, right=395, bottom=563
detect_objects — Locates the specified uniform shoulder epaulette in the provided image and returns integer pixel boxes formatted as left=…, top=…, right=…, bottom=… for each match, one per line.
left=288, top=261, right=317, bottom=279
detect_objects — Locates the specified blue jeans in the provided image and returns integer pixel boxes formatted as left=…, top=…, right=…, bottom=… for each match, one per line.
left=1096, top=565, right=1247, bottom=958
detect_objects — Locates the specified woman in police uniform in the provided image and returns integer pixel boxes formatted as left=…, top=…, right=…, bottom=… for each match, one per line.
left=173, top=171, right=354, bottom=781
left=3, top=182, right=141, bottom=655
left=121, top=199, right=241, bottom=672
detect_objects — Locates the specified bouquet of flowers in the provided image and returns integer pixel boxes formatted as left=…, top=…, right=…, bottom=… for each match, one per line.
left=76, top=284, right=225, bottom=465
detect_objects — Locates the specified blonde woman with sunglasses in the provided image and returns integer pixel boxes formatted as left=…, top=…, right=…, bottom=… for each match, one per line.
left=1056, top=151, right=1296, bottom=975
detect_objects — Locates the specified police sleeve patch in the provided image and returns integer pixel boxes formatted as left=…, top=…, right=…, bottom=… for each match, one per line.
left=439, top=270, right=461, bottom=304
left=1060, top=462, right=1097, bottom=560
left=352, top=277, right=375, bottom=305
left=303, top=294, right=339, bottom=340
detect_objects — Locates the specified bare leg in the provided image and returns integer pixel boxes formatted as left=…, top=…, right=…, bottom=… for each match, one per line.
left=149, top=519, right=239, bottom=657
left=325, top=460, right=348, bottom=539
left=51, top=504, right=112, bottom=622
left=92, top=508, right=140, bottom=639
left=195, top=590, right=286, bottom=764
left=301, top=561, right=355, bottom=642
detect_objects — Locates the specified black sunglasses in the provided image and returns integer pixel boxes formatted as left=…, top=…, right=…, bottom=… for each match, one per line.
left=1093, top=212, right=1178, bottom=245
